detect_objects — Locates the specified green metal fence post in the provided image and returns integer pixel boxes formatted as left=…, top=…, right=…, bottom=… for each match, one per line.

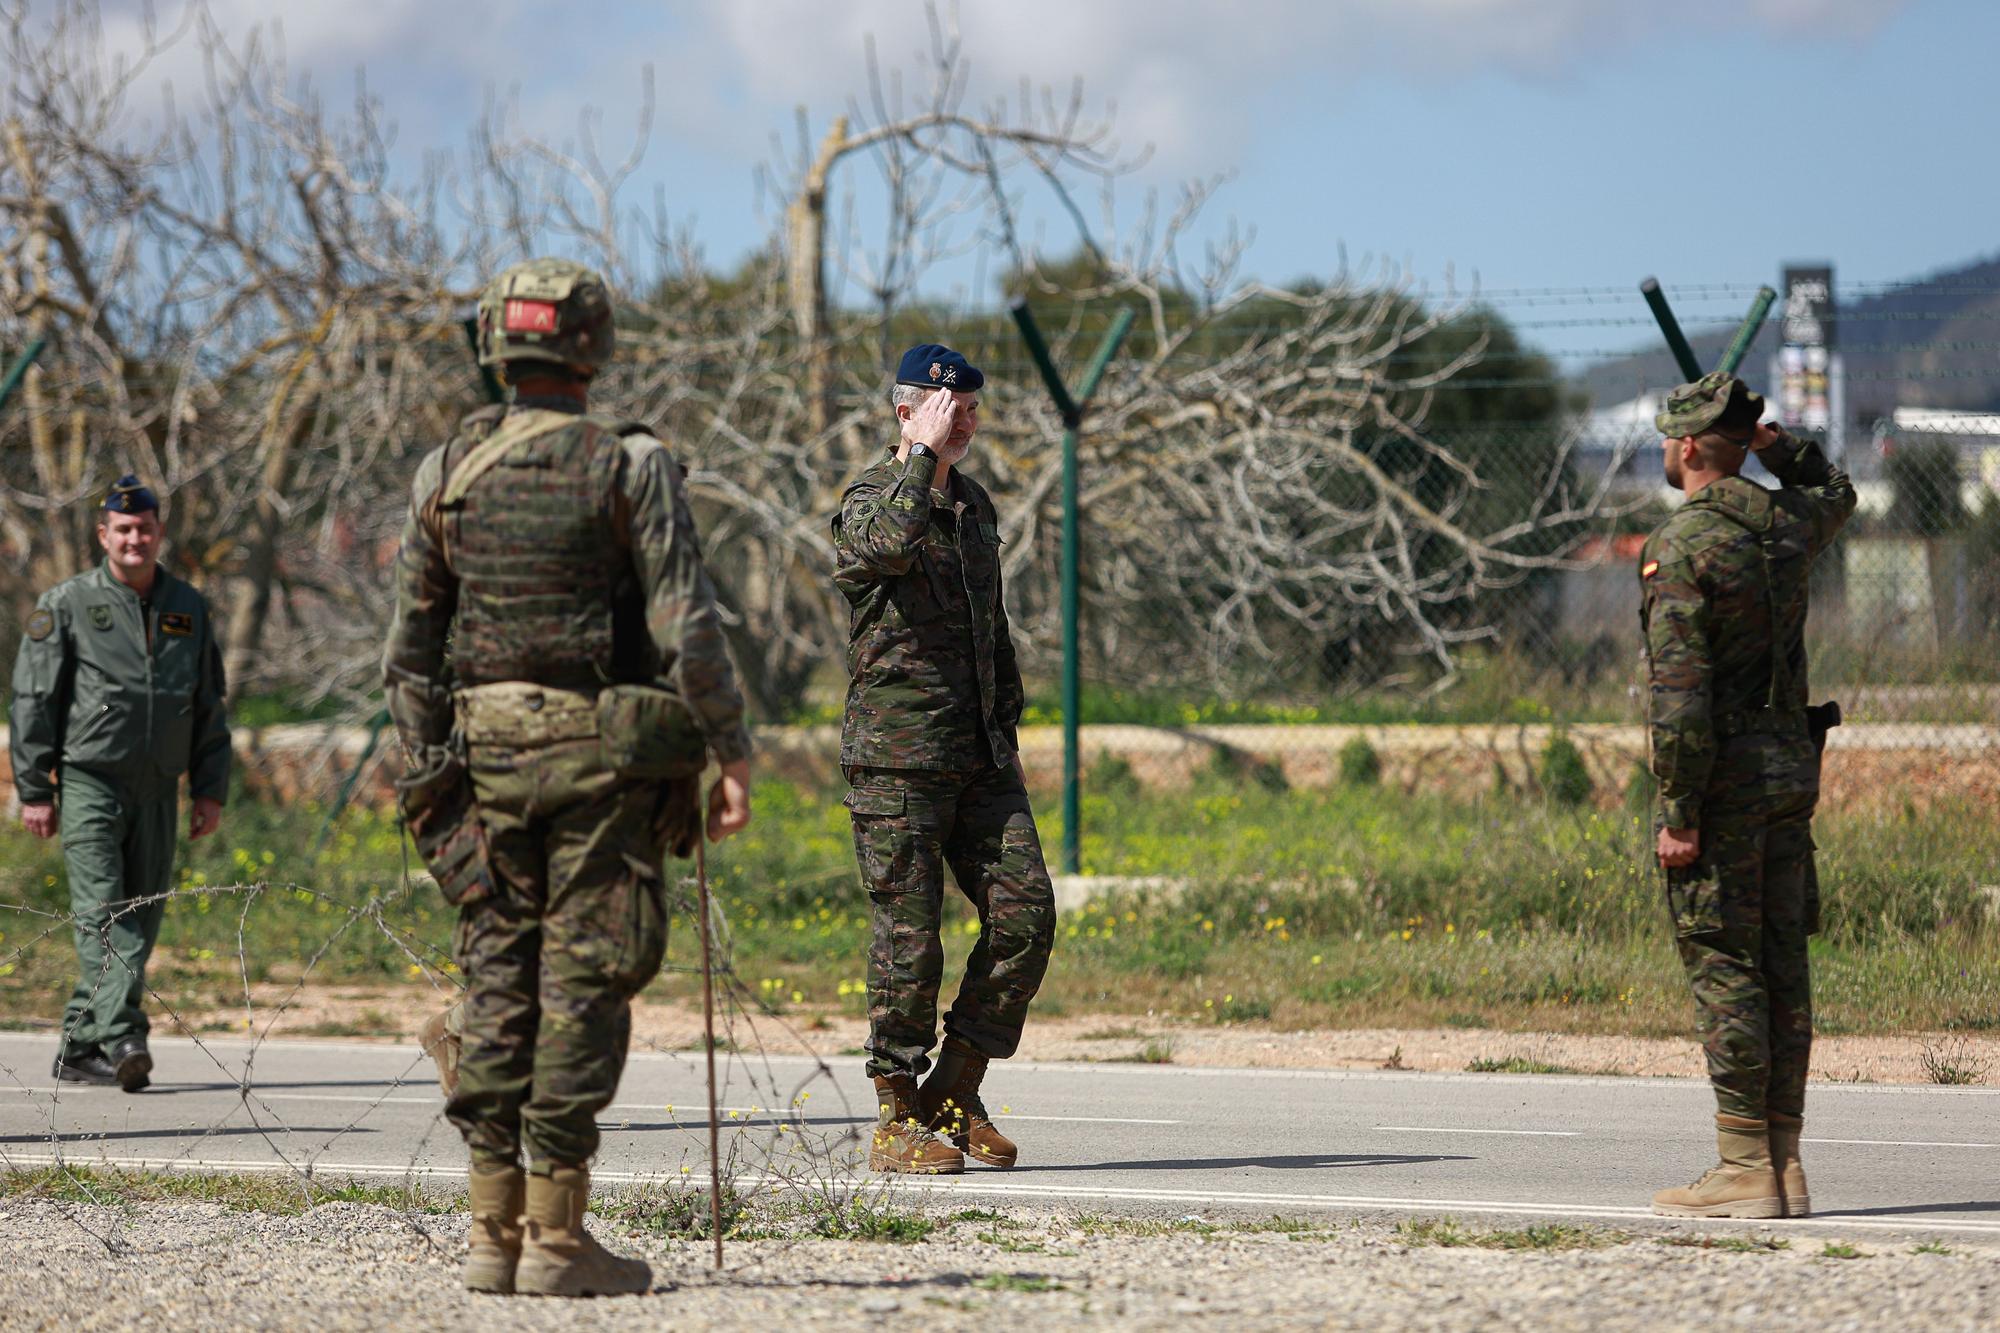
left=1639, top=278, right=1703, bottom=382
left=0, top=338, right=49, bottom=416
left=1717, top=286, right=1777, bottom=376
left=1009, top=303, right=1135, bottom=875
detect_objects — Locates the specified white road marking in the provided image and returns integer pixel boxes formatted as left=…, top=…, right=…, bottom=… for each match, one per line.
left=1379, top=1126, right=1578, bottom=1137
left=1805, top=1137, right=1997, bottom=1149
left=12, top=1151, right=2000, bottom=1238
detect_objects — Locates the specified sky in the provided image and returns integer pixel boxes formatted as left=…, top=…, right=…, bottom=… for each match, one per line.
left=80, top=0, right=2000, bottom=365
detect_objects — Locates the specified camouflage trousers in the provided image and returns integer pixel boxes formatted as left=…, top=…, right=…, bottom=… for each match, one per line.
left=1663, top=787, right=1819, bottom=1121
left=448, top=737, right=681, bottom=1171
left=844, top=763, right=1056, bottom=1080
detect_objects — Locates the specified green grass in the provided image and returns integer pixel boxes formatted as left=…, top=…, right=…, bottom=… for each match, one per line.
left=0, top=1165, right=456, bottom=1214
left=1821, top=1241, right=1868, bottom=1260
left=1394, top=1217, right=1625, bottom=1251
left=975, top=1273, right=1064, bottom=1293
left=1658, top=1234, right=1790, bottom=1253
left=1, top=773, right=1994, bottom=1037
left=1464, top=1056, right=1601, bottom=1076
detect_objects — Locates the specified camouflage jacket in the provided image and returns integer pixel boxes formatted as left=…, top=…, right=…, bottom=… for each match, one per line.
left=833, top=447, right=1025, bottom=771
left=1640, top=430, right=1856, bottom=829
left=382, top=398, right=751, bottom=765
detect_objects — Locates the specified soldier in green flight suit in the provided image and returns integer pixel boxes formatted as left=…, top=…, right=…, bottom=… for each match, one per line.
left=10, top=476, right=231, bottom=1092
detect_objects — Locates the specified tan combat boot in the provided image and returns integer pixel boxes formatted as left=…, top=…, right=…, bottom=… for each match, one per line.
left=1769, top=1112, right=1811, bottom=1217
left=1652, top=1114, right=1785, bottom=1218
left=514, top=1165, right=652, bottom=1297
left=919, top=1039, right=1018, bottom=1168
left=419, top=1003, right=462, bottom=1099
left=869, top=1074, right=964, bottom=1174
left=464, top=1161, right=525, bottom=1293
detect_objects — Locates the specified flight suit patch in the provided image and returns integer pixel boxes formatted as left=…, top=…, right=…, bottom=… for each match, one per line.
left=88, top=605, right=113, bottom=631
left=160, top=612, right=194, bottom=637
left=25, top=609, right=54, bottom=641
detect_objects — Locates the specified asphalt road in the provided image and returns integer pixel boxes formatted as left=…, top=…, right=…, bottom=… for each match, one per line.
left=4, top=1033, right=1997, bottom=1239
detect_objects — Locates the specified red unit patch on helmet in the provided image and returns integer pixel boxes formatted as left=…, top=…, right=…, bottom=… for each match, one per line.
left=503, top=299, right=559, bottom=334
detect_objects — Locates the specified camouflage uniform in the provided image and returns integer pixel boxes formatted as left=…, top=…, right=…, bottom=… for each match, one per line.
left=834, top=446, right=1054, bottom=1081
left=1642, top=376, right=1856, bottom=1122
left=384, top=374, right=749, bottom=1170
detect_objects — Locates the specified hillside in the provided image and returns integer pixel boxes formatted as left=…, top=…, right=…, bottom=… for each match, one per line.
left=1575, top=254, right=2000, bottom=418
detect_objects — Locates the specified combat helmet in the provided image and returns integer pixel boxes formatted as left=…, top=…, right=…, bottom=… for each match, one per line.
left=475, top=258, right=615, bottom=376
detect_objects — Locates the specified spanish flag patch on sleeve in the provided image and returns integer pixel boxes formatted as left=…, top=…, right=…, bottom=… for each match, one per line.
left=1641, top=560, right=1660, bottom=578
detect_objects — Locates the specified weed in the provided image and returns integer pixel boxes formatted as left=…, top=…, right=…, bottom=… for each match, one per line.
left=1540, top=734, right=1593, bottom=807
left=1917, top=1033, right=1992, bottom=1086
left=1911, top=1240, right=1953, bottom=1255
left=1395, top=1216, right=1622, bottom=1251
left=0, top=1165, right=455, bottom=1215
left=975, top=1273, right=1064, bottom=1293
left=1820, top=1242, right=1867, bottom=1259
left=1659, top=1234, right=1790, bottom=1253
left=1465, top=1056, right=1585, bottom=1075
left=1339, top=737, right=1382, bottom=787
left=1078, top=1025, right=1147, bottom=1041
left=607, top=1180, right=751, bottom=1239
left=1132, top=1038, right=1175, bottom=1064
left=1443, top=1012, right=1490, bottom=1029
left=809, top=1201, right=936, bottom=1243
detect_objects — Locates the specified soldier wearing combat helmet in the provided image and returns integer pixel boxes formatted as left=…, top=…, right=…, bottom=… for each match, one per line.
left=832, top=343, right=1056, bottom=1175
left=383, top=257, right=753, bottom=1296
left=1639, top=371, right=1854, bottom=1219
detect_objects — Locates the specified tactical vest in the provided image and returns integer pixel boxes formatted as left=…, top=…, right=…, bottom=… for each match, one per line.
left=432, top=408, right=646, bottom=691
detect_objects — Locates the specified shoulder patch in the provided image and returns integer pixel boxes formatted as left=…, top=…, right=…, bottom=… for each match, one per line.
left=1641, top=560, right=1660, bottom=579
left=25, top=608, right=54, bottom=641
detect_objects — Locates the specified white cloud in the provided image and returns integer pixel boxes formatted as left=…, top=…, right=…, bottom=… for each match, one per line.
left=69, top=0, right=1911, bottom=179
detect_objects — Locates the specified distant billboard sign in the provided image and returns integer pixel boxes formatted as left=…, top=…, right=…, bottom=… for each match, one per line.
left=1780, top=265, right=1835, bottom=431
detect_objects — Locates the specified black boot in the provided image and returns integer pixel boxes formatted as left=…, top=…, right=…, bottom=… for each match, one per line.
left=107, top=1037, right=152, bottom=1092
left=53, top=1049, right=119, bottom=1086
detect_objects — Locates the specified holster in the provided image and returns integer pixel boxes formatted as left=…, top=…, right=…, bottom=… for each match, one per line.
left=396, top=743, right=496, bottom=907
left=1806, top=700, right=1842, bottom=755
left=596, top=683, right=707, bottom=781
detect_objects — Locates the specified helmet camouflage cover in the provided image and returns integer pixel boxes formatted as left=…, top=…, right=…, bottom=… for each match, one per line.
left=476, top=258, right=615, bottom=374
left=1655, top=371, right=1765, bottom=440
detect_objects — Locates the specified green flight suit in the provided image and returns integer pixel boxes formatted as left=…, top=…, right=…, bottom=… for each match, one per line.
left=9, top=563, right=231, bottom=1056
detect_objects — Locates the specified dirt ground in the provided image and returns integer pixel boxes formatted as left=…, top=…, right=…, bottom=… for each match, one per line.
left=110, top=987, right=2000, bottom=1087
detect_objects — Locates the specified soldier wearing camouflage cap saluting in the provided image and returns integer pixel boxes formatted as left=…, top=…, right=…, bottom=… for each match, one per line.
left=10, top=476, right=231, bottom=1094
left=1639, top=372, right=1855, bottom=1219
left=383, top=258, right=754, bottom=1296
left=833, top=343, right=1056, bottom=1176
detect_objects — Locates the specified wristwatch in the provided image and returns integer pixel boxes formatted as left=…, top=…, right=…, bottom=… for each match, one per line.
left=908, top=442, right=938, bottom=464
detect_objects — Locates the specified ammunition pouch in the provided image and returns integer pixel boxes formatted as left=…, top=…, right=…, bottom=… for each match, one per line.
left=596, top=683, right=707, bottom=781
left=1806, top=700, right=1841, bottom=755
left=395, top=744, right=495, bottom=908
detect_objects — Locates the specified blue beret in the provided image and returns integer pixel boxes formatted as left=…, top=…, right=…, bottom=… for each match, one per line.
left=895, top=343, right=983, bottom=393
left=103, top=474, right=159, bottom=515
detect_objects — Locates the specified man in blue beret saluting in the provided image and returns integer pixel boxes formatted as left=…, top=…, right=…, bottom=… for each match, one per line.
left=833, top=344, right=1056, bottom=1174
left=10, top=475, right=231, bottom=1092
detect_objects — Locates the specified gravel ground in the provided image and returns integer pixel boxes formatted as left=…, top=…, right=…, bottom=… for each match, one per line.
left=4, top=1196, right=1996, bottom=1331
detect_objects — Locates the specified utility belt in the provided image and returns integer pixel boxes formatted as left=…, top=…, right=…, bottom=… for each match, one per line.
left=1715, top=700, right=1842, bottom=753
left=455, top=680, right=707, bottom=778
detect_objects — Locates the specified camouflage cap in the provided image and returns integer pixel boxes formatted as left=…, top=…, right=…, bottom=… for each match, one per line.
left=1655, top=371, right=1765, bottom=439
left=476, top=258, right=615, bottom=375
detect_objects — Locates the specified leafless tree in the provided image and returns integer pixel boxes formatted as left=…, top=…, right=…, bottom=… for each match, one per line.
left=2, top=0, right=1616, bottom=736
